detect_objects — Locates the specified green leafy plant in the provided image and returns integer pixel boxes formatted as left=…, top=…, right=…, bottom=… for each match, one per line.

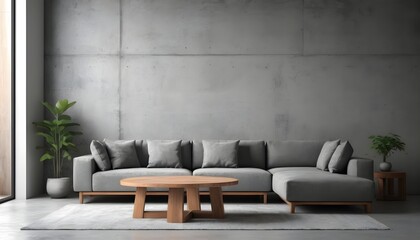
left=369, top=134, right=405, bottom=162
left=33, top=99, right=82, bottom=178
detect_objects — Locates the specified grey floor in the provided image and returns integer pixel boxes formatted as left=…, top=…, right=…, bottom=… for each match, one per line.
left=0, top=194, right=419, bottom=240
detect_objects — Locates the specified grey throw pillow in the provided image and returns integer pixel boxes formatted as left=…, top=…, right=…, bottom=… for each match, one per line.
left=104, top=139, right=140, bottom=169
left=147, top=140, right=182, bottom=168
left=202, top=140, right=239, bottom=168
left=328, top=141, right=354, bottom=173
left=316, top=139, right=340, bottom=171
left=90, top=140, right=111, bottom=171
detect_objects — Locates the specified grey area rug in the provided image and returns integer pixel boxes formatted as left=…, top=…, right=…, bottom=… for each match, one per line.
left=22, top=203, right=389, bottom=230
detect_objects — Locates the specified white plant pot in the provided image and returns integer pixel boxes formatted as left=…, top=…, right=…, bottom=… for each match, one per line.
left=46, top=177, right=71, bottom=198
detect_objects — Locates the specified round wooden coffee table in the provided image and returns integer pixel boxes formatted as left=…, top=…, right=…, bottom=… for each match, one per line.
left=120, top=176, right=238, bottom=223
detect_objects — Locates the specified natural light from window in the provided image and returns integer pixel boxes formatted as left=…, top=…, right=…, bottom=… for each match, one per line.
left=0, top=0, right=12, bottom=202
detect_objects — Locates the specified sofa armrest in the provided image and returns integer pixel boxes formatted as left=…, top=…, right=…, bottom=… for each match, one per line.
left=347, top=158, right=374, bottom=180
left=73, top=155, right=97, bottom=192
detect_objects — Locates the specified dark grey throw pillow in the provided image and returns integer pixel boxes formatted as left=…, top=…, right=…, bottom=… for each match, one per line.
left=316, top=139, right=340, bottom=171
left=147, top=140, right=182, bottom=168
left=328, top=141, right=354, bottom=173
left=90, top=140, right=111, bottom=171
left=202, top=140, right=239, bottom=168
left=104, top=139, right=140, bottom=169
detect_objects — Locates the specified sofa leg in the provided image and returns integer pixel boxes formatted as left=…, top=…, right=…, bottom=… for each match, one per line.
left=290, top=203, right=296, bottom=214
left=364, top=203, right=372, bottom=213
left=263, top=193, right=268, bottom=204
left=79, top=192, right=84, bottom=204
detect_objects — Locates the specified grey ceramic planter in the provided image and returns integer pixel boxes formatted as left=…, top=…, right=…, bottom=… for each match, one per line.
left=46, top=177, right=71, bottom=198
left=379, top=162, right=392, bottom=172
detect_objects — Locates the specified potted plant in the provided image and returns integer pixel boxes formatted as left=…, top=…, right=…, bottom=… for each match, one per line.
left=33, top=99, right=82, bottom=198
left=368, top=133, right=405, bottom=172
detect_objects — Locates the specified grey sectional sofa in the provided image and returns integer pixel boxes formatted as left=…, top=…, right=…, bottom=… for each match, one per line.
left=73, top=140, right=374, bottom=213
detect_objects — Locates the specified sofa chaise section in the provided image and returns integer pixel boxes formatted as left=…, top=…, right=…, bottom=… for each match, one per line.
left=271, top=165, right=374, bottom=213
left=267, top=141, right=374, bottom=213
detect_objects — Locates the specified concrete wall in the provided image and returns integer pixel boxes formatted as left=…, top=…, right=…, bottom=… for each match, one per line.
left=45, top=0, right=420, bottom=194
left=16, top=0, right=44, bottom=199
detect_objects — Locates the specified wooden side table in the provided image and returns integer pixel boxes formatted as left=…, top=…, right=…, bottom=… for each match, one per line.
left=374, top=171, right=406, bottom=201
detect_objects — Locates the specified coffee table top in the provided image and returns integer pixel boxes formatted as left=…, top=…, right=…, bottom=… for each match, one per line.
left=120, top=176, right=238, bottom=188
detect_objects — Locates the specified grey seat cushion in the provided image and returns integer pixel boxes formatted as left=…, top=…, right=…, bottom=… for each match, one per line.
left=193, top=168, right=271, bottom=192
left=272, top=168, right=374, bottom=202
left=269, top=167, right=321, bottom=175
left=92, top=168, right=192, bottom=191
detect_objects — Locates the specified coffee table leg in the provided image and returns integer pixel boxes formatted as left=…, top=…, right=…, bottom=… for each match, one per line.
left=186, top=187, right=201, bottom=211
left=133, top=187, right=146, bottom=218
left=167, top=188, right=185, bottom=223
left=209, top=187, right=224, bottom=218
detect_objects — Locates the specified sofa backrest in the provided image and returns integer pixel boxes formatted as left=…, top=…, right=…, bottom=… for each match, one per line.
left=266, top=141, right=323, bottom=169
left=130, top=139, right=325, bottom=170
left=192, top=140, right=266, bottom=170
left=135, top=140, right=192, bottom=170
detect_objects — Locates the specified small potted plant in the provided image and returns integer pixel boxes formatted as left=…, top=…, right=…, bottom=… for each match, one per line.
left=369, top=134, right=405, bottom=172
left=33, top=99, right=82, bottom=198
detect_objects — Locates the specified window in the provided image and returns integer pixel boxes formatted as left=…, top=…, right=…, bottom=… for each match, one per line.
left=0, top=0, right=14, bottom=203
